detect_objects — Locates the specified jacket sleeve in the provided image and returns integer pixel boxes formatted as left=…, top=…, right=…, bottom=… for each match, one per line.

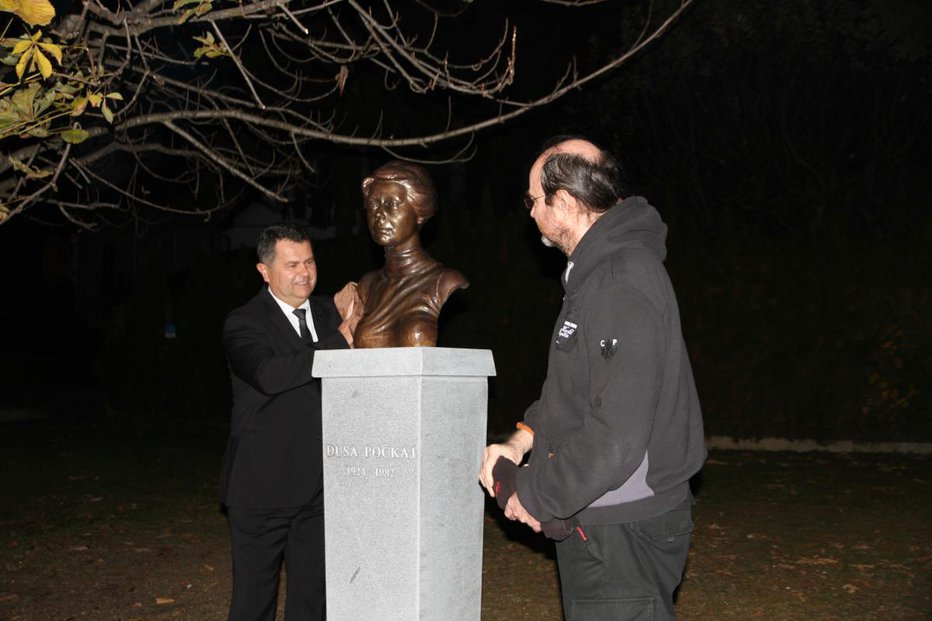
left=313, top=296, right=352, bottom=350
left=522, top=399, right=542, bottom=430
left=223, top=299, right=349, bottom=396
left=516, top=284, right=664, bottom=522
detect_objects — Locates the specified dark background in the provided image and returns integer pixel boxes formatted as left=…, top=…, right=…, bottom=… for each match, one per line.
left=1, top=0, right=929, bottom=442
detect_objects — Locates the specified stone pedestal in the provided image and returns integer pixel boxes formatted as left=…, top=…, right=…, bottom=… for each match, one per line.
left=313, top=348, right=495, bottom=621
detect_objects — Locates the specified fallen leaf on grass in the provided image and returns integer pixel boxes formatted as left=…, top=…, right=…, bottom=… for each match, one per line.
left=842, top=584, right=859, bottom=593
left=794, top=556, right=839, bottom=565
left=155, top=597, right=175, bottom=605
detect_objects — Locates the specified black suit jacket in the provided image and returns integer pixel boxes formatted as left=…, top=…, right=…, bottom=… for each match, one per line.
left=219, top=288, right=348, bottom=508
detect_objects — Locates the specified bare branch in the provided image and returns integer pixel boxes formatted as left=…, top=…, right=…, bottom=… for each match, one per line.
left=209, top=20, right=266, bottom=109
left=0, top=0, right=694, bottom=226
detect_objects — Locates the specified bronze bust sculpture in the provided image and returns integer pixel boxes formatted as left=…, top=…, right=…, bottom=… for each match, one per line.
left=354, top=160, right=468, bottom=348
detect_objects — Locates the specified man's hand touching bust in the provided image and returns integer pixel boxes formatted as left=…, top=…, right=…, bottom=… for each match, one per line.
left=334, top=282, right=362, bottom=346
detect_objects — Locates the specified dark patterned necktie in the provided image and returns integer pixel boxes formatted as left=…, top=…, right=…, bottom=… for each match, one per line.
left=293, top=308, right=312, bottom=343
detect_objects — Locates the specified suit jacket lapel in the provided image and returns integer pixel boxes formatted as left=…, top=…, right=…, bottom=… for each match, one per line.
left=310, top=296, right=339, bottom=336
left=259, top=289, right=304, bottom=346
left=310, top=298, right=325, bottom=330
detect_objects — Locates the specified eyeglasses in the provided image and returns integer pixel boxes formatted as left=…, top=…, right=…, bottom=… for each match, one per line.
left=523, top=193, right=545, bottom=211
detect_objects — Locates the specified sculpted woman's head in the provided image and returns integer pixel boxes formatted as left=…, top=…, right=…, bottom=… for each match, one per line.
left=362, top=161, right=437, bottom=247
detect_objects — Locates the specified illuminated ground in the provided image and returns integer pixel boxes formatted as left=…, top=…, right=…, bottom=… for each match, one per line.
left=1, top=421, right=929, bottom=620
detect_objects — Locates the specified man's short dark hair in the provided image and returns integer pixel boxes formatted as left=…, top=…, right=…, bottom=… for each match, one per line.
left=537, top=136, right=628, bottom=213
left=257, top=223, right=310, bottom=265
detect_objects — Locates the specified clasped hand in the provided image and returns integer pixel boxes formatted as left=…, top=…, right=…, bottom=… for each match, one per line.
left=479, top=434, right=541, bottom=533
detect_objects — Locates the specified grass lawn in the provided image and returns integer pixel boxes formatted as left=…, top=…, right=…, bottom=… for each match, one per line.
left=1, top=419, right=929, bottom=620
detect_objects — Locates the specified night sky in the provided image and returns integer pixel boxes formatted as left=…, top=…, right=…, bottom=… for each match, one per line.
left=1, top=0, right=929, bottom=442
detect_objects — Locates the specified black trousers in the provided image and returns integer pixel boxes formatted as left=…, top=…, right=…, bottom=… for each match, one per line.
left=556, top=499, right=693, bottom=621
left=226, top=486, right=325, bottom=621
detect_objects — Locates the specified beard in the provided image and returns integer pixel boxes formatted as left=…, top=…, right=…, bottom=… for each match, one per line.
left=536, top=216, right=571, bottom=254
left=540, top=232, right=570, bottom=255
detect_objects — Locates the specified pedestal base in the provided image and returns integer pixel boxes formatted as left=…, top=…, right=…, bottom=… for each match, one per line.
left=313, top=347, right=496, bottom=621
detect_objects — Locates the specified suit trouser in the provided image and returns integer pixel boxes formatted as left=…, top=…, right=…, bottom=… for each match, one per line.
left=226, top=486, right=325, bottom=621
left=555, top=498, right=693, bottom=621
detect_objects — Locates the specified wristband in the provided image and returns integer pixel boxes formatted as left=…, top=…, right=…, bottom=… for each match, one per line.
left=516, top=422, right=534, bottom=436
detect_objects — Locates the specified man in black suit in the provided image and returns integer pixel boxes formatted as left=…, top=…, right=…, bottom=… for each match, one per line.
left=220, top=223, right=360, bottom=621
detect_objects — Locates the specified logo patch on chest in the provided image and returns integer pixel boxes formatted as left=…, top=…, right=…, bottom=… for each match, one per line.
left=558, top=320, right=578, bottom=339
left=600, top=338, right=618, bottom=359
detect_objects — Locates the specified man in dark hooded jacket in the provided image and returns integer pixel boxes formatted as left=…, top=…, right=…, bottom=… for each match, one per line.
left=480, top=137, right=706, bottom=621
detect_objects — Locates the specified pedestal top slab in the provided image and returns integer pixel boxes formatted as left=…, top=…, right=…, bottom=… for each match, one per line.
left=313, top=347, right=496, bottom=378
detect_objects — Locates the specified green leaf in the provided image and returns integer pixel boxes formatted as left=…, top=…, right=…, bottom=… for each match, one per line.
left=8, top=156, right=30, bottom=173
left=10, top=83, right=39, bottom=116
left=70, top=95, right=87, bottom=116
left=172, top=0, right=203, bottom=11
left=101, top=101, right=113, bottom=123
left=33, top=87, right=55, bottom=114
left=193, top=32, right=226, bottom=59
left=56, top=82, right=82, bottom=96
left=61, top=127, right=90, bottom=144
left=25, top=167, right=52, bottom=179
left=177, top=0, right=211, bottom=23
left=178, top=7, right=197, bottom=23
left=192, top=32, right=215, bottom=46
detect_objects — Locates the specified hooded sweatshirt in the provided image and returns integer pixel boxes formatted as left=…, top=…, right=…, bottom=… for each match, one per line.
left=515, top=196, right=706, bottom=525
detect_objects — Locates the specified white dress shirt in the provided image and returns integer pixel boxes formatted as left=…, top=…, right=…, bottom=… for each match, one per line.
left=267, top=288, right=318, bottom=343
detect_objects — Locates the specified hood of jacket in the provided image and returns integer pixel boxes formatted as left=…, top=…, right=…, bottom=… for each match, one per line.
left=563, top=196, right=668, bottom=293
